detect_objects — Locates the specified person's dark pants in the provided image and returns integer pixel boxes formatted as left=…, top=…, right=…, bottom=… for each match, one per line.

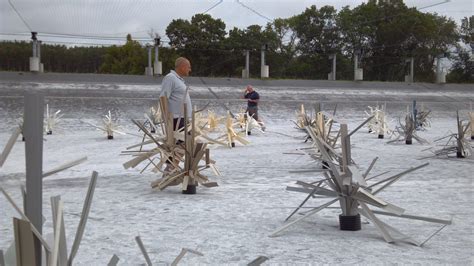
left=246, top=106, right=259, bottom=121
left=166, top=118, right=185, bottom=165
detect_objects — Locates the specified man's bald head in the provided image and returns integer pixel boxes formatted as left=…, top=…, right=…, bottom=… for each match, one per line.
left=175, top=57, right=191, bottom=77
left=175, top=57, right=189, bottom=68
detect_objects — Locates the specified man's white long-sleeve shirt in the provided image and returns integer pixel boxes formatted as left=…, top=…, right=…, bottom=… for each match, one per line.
left=159, top=70, right=192, bottom=118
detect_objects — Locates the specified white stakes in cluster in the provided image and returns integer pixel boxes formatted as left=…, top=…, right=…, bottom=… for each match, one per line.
left=235, top=109, right=264, bottom=136
left=44, top=104, right=63, bottom=135
left=1, top=171, right=96, bottom=266
left=206, top=110, right=224, bottom=132
left=294, top=104, right=310, bottom=130
left=423, top=111, right=473, bottom=159
left=82, top=111, right=126, bottom=139
left=17, top=116, right=25, bottom=141
left=365, top=104, right=391, bottom=139
left=389, top=108, right=428, bottom=145
left=145, top=104, right=162, bottom=133
left=218, top=111, right=250, bottom=148
left=272, top=119, right=451, bottom=245
left=123, top=97, right=221, bottom=192
left=415, top=102, right=432, bottom=130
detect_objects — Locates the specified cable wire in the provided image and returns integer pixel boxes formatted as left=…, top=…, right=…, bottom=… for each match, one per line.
left=202, top=0, right=223, bottom=14
left=235, top=0, right=272, bottom=22
left=7, top=0, right=33, bottom=32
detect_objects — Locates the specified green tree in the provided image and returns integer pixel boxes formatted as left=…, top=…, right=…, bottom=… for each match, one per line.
left=100, top=34, right=147, bottom=75
left=224, top=24, right=278, bottom=77
left=337, top=0, right=458, bottom=81
left=166, top=14, right=227, bottom=76
left=266, top=18, right=298, bottom=78
left=447, top=50, right=474, bottom=83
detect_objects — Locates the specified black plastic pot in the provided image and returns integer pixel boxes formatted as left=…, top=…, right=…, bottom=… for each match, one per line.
left=182, top=184, right=196, bottom=194
left=339, top=214, right=361, bottom=231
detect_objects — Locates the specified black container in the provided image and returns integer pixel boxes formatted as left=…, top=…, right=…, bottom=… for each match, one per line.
left=108, top=135, right=114, bottom=140
left=339, top=214, right=361, bottom=231
left=405, top=139, right=412, bottom=145
left=182, top=184, right=196, bottom=194
left=378, top=134, right=384, bottom=139
left=231, top=142, right=235, bottom=147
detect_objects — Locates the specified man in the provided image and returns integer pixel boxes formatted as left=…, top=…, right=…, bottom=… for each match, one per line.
left=159, top=57, right=192, bottom=177
left=244, top=85, right=259, bottom=120
left=244, top=85, right=265, bottom=130
left=160, top=57, right=192, bottom=126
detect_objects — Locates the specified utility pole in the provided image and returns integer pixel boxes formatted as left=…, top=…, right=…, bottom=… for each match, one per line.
left=145, top=44, right=153, bottom=76
left=154, top=37, right=162, bottom=75
left=436, top=53, right=446, bottom=84
left=260, top=44, right=269, bottom=78
left=38, top=41, right=43, bottom=72
left=328, top=54, right=336, bottom=81
left=404, top=57, right=414, bottom=83
left=242, top=50, right=250, bottom=79
left=354, top=49, right=363, bottom=81
left=29, top=32, right=40, bottom=72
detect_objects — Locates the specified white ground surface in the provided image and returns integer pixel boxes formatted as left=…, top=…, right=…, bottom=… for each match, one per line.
left=0, top=83, right=473, bottom=265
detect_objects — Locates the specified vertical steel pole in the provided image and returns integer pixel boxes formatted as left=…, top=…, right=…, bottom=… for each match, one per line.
left=245, top=50, right=250, bottom=79
left=24, top=92, right=44, bottom=265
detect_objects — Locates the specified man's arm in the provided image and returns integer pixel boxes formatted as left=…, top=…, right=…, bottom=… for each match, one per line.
left=160, top=76, right=173, bottom=98
left=243, top=88, right=250, bottom=99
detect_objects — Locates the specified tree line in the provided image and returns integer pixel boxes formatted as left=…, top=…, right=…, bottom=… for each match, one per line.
left=0, top=0, right=472, bottom=82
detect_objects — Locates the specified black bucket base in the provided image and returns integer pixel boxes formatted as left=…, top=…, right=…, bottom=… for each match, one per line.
left=47, top=131, right=52, bottom=135
left=231, top=142, right=235, bottom=148
left=151, top=129, right=156, bottom=133
left=378, top=134, right=384, bottom=139
left=456, top=151, right=465, bottom=158
left=405, top=139, right=412, bottom=145
left=339, top=214, right=361, bottom=231
left=107, top=135, right=114, bottom=140
left=182, top=184, right=196, bottom=194
left=247, top=131, right=251, bottom=135
left=22, top=136, right=25, bottom=141
left=471, top=136, right=474, bottom=140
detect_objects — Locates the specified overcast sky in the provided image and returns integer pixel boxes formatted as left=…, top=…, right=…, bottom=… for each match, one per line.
left=0, top=0, right=472, bottom=46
